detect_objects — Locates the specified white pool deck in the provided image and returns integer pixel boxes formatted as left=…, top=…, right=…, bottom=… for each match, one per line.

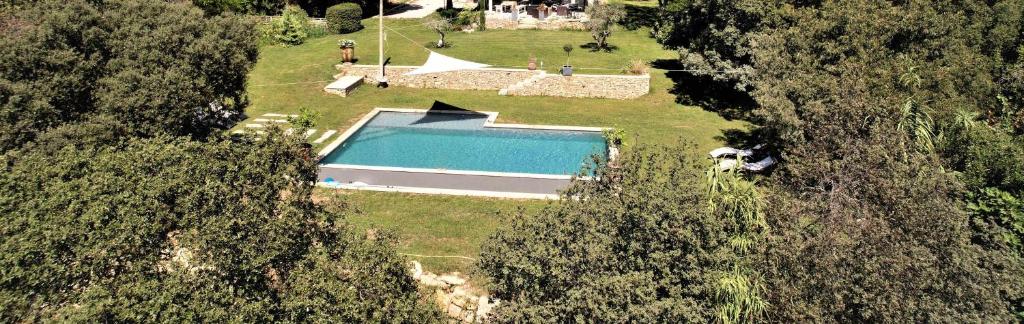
left=316, top=108, right=613, bottom=199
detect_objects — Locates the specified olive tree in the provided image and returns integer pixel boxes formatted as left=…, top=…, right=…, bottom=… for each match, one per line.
left=584, top=3, right=625, bottom=51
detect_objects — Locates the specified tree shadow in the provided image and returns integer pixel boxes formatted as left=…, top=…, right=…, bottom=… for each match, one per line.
left=580, top=43, right=619, bottom=52
left=620, top=5, right=658, bottom=31
left=382, top=4, right=424, bottom=16
left=715, top=128, right=762, bottom=148
left=651, top=59, right=756, bottom=121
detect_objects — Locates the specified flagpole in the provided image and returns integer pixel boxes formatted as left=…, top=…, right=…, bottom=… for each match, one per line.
left=378, top=0, right=388, bottom=87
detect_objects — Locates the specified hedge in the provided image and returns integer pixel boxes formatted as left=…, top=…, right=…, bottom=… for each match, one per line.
left=326, top=3, right=363, bottom=34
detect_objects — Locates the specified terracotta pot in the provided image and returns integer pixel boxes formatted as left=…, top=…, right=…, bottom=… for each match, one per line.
left=527, top=57, right=537, bottom=70
left=341, top=47, right=354, bottom=62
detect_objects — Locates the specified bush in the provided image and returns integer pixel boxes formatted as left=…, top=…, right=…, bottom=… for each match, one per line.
left=622, top=59, right=648, bottom=75
left=326, top=3, right=362, bottom=34
left=271, top=6, right=310, bottom=45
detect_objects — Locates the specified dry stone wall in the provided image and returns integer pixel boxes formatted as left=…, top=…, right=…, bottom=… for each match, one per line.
left=335, top=64, right=650, bottom=100
left=338, top=64, right=538, bottom=90
left=508, top=73, right=650, bottom=99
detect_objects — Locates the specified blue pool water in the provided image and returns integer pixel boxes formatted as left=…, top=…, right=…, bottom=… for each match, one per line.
left=320, top=111, right=608, bottom=175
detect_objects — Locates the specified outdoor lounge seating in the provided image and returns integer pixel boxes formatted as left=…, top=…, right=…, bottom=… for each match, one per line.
left=709, top=144, right=765, bottom=158
left=741, top=156, right=777, bottom=172
left=717, top=155, right=777, bottom=173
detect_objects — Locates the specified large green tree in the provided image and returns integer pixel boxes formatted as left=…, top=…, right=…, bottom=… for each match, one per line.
left=0, top=1, right=440, bottom=321
left=0, top=0, right=258, bottom=152
left=645, top=0, right=1024, bottom=321
left=479, top=143, right=768, bottom=322
left=0, top=129, right=438, bottom=321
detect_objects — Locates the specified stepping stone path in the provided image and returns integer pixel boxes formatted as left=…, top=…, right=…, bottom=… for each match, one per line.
left=231, top=113, right=339, bottom=144
left=313, top=130, right=337, bottom=144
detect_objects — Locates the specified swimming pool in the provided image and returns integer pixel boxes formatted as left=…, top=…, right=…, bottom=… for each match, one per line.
left=317, top=108, right=611, bottom=198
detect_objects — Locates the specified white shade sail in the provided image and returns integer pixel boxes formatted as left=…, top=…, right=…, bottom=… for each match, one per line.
left=404, top=51, right=490, bottom=75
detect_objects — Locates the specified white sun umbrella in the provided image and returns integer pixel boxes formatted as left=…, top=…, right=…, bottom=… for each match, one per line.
left=404, top=51, right=490, bottom=75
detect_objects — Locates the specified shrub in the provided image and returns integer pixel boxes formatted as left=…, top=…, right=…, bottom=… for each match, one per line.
left=271, top=6, right=310, bottom=45
left=326, top=3, right=362, bottom=34
left=622, top=59, right=648, bottom=75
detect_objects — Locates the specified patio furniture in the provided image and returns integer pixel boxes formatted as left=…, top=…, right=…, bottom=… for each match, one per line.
left=709, top=144, right=764, bottom=158
left=556, top=5, right=569, bottom=17
left=741, top=156, right=777, bottom=172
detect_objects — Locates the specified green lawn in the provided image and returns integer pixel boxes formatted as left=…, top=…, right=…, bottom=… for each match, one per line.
left=339, top=190, right=548, bottom=274
left=247, top=18, right=747, bottom=274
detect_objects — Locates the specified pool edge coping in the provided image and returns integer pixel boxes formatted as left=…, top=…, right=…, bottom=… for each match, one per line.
left=316, top=181, right=560, bottom=200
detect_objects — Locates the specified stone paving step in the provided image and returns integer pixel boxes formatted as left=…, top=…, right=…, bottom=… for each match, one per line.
left=313, top=130, right=337, bottom=144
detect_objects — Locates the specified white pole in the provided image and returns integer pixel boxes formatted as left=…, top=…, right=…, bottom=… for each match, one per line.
left=378, top=0, right=387, bottom=86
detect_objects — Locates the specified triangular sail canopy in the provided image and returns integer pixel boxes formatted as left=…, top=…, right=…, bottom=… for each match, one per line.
left=404, top=51, right=490, bottom=75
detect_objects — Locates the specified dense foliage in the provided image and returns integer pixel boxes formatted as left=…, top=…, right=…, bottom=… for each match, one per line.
left=479, top=143, right=768, bottom=322
left=0, top=0, right=258, bottom=152
left=326, top=3, right=364, bottom=34
left=0, top=131, right=437, bottom=321
left=292, top=0, right=371, bottom=18
left=0, top=0, right=439, bottom=321
left=685, top=0, right=1023, bottom=321
left=192, top=0, right=285, bottom=15
left=483, top=0, right=1024, bottom=322
left=270, top=5, right=312, bottom=45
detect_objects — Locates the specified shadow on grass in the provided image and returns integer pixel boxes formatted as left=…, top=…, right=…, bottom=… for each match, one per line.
left=651, top=59, right=756, bottom=121
left=580, top=42, right=618, bottom=52
left=715, top=128, right=760, bottom=148
left=620, top=4, right=659, bottom=31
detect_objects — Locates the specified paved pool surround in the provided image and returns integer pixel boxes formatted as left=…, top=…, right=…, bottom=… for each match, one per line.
left=316, top=108, right=615, bottom=199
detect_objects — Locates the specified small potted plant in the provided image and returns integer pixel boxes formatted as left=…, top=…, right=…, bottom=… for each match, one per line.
left=338, top=39, right=356, bottom=63
left=561, top=44, right=573, bottom=76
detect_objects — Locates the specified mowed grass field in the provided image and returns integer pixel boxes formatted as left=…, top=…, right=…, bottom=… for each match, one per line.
left=246, top=17, right=748, bottom=274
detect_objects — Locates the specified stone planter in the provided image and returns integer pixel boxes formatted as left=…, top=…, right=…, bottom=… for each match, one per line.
left=561, top=65, right=573, bottom=76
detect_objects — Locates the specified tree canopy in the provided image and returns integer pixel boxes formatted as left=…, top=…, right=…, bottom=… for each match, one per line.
left=0, top=0, right=258, bottom=152
left=479, top=143, right=769, bottom=322
left=482, top=0, right=1024, bottom=321
left=0, top=1, right=439, bottom=321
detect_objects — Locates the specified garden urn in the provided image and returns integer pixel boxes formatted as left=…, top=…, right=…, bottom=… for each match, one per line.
left=341, top=47, right=354, bottom=63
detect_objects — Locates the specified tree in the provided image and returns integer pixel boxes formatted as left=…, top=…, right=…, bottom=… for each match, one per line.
left=653, top=0, right=1024, bottom=320
left=0, top=130, right=439, bottom=321
left=746, top=1, right=1024, bottom=321
left=653, top=0, right=779, bottom=92
left=424, top=18, right=452, bottom=48
left=0, top=1, right=441, bottom=321
left=584, top=3, right=625, bottom=51
left=191, top=0, right=285, bottom=15
left=478, top=142, right=768, bottom=322
left=271, top=5, right=311, bottom=45
left=0, top=0, right=259, bottom=153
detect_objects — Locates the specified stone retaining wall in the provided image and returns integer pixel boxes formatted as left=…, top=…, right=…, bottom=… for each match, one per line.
left=508, top=73, right=650, bottom=100
left=334, top=64, right=650, bottom=100
left=483, top=16, right=587, bottom=30
left=337, top=64, right=539, bottom=91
